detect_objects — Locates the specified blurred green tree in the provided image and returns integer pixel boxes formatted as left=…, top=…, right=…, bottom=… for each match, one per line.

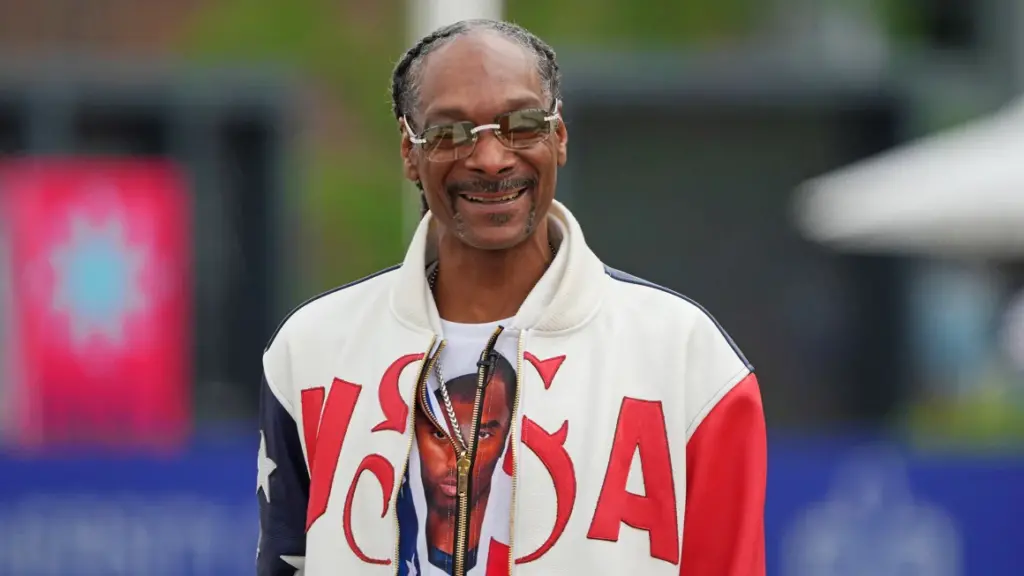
left=508, top=0, right=762, bottom=46
left=178, top=0, right=408, bottom=293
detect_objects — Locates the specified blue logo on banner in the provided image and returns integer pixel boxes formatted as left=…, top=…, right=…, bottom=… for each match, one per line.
left=766, top=438, right=1024, bottom=576
left=0, top=441, right=258, bottom=576
left=781, top=446, right=960, bottom=575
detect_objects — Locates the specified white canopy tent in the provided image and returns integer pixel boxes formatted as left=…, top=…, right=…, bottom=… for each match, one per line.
left=793, top=96, right=1024, bottom=258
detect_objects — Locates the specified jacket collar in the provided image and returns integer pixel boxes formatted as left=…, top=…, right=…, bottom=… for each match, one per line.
left=389, top=200, right=607, bottom=334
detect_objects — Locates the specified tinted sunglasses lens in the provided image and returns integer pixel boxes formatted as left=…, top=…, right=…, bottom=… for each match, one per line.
left=498, top=110, right=552, bottom=148
left=424, top=122, right=476, bottom=161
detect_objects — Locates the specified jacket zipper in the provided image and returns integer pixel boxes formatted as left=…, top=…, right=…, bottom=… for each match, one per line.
left=392, top=336, right=437, bottom=576
left=415, top=339, right=473, bottom=573
left=453, top=325, right=505, bottom=576
left=393, top=327, right=504, bottom=576
left=507, top=331, right=525, bottom=576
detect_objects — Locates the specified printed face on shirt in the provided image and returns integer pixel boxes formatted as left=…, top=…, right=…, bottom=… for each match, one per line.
left=413, top=352, right=517, bottom=555
left=399, top=29, right=568, bottom=251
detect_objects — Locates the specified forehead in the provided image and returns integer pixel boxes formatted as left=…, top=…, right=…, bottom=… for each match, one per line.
left=417, top=30, right=545, bottom=122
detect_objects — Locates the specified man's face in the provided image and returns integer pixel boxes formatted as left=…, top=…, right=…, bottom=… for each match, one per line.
left=401, top=30, right=568, bottom=250
left=414, top=408, right=458, bottom=507
left=414, top=374, right=514, bottom=507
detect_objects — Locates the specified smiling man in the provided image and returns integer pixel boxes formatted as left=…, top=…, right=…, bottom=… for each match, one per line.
left=257, top=19, right=766, bottom=576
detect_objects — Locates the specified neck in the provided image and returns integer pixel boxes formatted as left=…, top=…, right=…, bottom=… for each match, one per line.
left=433, top=224, right=553, bottom=324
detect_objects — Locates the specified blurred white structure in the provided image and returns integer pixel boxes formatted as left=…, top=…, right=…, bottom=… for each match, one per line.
left=403, top=0, right=505, bottom=238
left=409, top=0, right=504, bottom=40
left=794, top=97, right=1024, bottom=257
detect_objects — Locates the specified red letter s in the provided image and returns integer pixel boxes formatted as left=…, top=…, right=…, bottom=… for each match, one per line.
left=516, top=418, right=576, bottom=564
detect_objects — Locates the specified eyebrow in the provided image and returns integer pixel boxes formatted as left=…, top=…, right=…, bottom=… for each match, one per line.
left=423, top=96, right=546, bottom=125
left=480, top=419, right=502, bottom=430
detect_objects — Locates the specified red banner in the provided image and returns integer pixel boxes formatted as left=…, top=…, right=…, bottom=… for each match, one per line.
left=1, top=158, right=191, bottom=451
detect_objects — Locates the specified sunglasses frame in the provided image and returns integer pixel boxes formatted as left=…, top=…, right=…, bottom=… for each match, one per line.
left=404, top=100, right=561, bottom=162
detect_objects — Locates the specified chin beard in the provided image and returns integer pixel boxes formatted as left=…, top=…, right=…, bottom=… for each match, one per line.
left=524, top=203, right=538, bottom=234
left=453, top=211, right=468, bottom=239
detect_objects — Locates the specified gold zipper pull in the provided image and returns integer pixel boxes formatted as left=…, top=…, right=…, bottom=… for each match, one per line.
left=456, top=452, right=471, bottom=496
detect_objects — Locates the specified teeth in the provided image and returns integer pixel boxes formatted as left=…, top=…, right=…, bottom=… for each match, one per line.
left=461, top=188, right=527, bottom=203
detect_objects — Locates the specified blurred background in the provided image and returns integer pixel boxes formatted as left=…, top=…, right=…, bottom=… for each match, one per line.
left=1, top=0, right=1023, bottom=574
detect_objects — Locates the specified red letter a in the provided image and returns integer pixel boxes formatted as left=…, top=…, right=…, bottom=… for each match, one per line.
left=586, top=398, right=679, bottom=564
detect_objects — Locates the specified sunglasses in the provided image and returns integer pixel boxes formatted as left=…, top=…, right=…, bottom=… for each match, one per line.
left=404, top=100, right=561, bottom=162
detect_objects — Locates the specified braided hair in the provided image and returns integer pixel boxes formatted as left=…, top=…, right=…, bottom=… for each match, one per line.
left=390, top=19, right=562, bottom=217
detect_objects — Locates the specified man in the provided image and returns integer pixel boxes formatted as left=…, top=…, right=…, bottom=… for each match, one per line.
left=257, top=18, right=766, bottom=576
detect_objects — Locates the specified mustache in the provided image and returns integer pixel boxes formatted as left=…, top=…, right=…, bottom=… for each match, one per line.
left=447, top=177, right=536, bottom=195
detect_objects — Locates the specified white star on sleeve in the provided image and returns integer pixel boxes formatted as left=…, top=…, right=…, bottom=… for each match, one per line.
left=281, top=555, right=305, bottom=576
left=257, top=430, right=277, bottom=501
left=406, top=558, right=418, bottom=575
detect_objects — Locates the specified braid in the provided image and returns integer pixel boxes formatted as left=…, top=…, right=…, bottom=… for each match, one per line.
left=390, top=19, right=562, bottom=125
left=390, top=24, right=462, bottom=124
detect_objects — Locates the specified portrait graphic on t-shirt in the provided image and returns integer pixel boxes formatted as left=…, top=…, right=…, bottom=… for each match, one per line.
left=413, top=351, right=516, bottom=573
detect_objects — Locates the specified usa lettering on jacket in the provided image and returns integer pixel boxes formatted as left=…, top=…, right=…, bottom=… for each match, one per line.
left=257, top=201, right=766, bottom=576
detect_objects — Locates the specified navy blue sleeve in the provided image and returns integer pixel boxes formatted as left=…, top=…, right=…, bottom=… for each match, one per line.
left=257, top=375, right=310, bottom=576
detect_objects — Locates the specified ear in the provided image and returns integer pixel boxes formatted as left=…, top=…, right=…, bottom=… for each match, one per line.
left=554, top=101, right=568, bottom=167
left=399, top=118, right=421, bottom=183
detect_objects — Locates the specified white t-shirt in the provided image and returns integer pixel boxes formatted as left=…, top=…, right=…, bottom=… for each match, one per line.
left=397, top=318, right=519, bottom=576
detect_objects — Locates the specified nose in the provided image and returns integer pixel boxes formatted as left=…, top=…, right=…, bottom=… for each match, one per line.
left=464, top=130, right=516, bottom=176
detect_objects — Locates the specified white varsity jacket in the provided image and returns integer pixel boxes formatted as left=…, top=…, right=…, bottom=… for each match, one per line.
left=256, top=200, right=766, bottom=576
